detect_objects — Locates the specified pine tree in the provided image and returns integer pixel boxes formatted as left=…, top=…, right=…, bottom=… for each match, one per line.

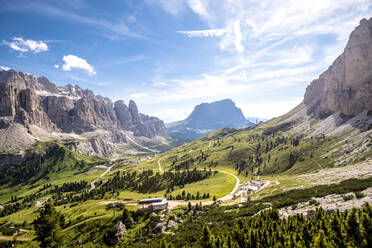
left=202, top=225, right=214, bottom=248
left=346, top=208, right=363, bottom=246
left=32, top=202, right=66, bottom=248
left=314, top=229, right=330, bottom=248
left=122, top=207, right=134, bottom=227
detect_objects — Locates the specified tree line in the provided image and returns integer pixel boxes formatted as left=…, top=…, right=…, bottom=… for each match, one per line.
left=199, top=206, right=372, bottom=248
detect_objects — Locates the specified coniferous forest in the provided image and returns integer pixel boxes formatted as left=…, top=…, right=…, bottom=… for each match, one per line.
left=156, top=204, right=372, bottom=248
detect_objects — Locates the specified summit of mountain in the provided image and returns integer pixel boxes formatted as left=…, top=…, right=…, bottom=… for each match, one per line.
left=166, top=99, right=254, bottom=141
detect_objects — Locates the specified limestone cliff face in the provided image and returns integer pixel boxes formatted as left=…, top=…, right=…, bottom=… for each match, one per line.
left=304, top=18, right=372, bottom=118
left=0, top=69, right=168, bottom=155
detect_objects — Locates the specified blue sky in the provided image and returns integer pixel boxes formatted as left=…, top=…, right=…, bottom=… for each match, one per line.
left=1, top=0, right=371, bottom=122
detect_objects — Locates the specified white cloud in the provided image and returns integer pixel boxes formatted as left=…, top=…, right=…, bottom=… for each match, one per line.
left=240, top=98, right=303, bottom=119
left=186, top=0, right=209, bottom=18
left=175, top=0, right=372, bottom=53
left=0, top=65, right=11, bottom=71
left=142, top=0, right=372, bottom=121
left=233, top=20, right=244, bottom=53
left=62, top=55, right=96, bottom=76
left=54, top=64, right=59, bottom=68
left=3, top=37, right=48, bottom=53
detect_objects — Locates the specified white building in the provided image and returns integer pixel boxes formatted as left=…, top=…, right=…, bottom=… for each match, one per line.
left=138, top=198, right=168, bottom=211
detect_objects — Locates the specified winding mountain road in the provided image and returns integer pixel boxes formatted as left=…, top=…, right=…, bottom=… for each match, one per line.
left=157, top=158, right=240, bottom=204
left=216, top=170, right=240, bottom=201
left=90, top=164, right=114, bottom=190
left=158, top=158, right=163, bottom=173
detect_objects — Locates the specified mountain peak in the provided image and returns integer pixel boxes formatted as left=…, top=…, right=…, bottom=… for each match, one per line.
left=167, top=99, right=253, bottom=141
left=304, top=17, right=372, bottom=118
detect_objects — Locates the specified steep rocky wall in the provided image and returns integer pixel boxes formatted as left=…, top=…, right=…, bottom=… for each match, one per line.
left=304, top=18, right=372, bottom=118
left=0, top=69, right=168, bottom=155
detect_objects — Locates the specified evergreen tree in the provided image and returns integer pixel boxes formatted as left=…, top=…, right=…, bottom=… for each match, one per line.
left=122, top=207, right=134, bottom=227
left=32, top=202, right=66, bottom=248
left=346, top=208, right=363, bottom=246
left=314, top=229, right=330, bottom=248
left=202, top=225, right=214, bottom=248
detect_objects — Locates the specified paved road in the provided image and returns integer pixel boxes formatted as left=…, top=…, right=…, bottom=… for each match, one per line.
left=0, top=236, right=31, bottom=241
left=90, top=164, right=114, bottom=190
left=158, top=158, right=163, bottom=173
left=157, top=158, right=241, bottom=206
left=216, top=170, right=240, bottom=202
left=125, top=134, right=156, bottom=153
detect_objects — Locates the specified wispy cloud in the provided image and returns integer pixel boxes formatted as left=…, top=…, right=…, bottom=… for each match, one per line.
left=178, top=28, right=226, bottom=37
left=98, top=55, right=147, bottom=69
left=174, top=0, right=371, bottom=54
left=2, top=37, right=48, bottom=54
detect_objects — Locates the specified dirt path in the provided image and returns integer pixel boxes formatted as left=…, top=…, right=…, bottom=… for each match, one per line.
left=0, top=236, right=31, bottom=241
left=90, top=164, right=114, bottom=190
left=64, top=215, right=107, bottom=231
left=158, top=158, right=163, bottom=173
left=125, top=134, right=156, bottom=153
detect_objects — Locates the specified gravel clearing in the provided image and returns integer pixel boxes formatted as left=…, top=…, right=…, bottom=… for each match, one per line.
left=279, top=187, right=372, bottom=218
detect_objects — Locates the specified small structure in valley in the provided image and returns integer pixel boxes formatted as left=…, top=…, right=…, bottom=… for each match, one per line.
left=240, top=179, right=265, bottom=195
left=138, top=197, right=168, bottom=211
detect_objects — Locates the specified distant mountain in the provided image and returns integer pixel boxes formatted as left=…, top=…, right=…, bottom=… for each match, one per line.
left=166, top=99, right=254, bottom=141
left=0, top=69, right=174, bottom=158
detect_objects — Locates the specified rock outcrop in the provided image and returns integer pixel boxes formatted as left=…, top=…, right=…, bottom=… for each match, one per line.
left=0, top=69, right=168, bottom=156
left=114, top=221, right=126, bottom=241
left=304, top=18, right=372, bottom=118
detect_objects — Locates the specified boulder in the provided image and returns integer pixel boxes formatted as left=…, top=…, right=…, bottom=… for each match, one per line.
left=166, top=220, right=176, bottom=229
left=153, top=223, right=164, bottom=234
left=115, top=221, right=126, bottom=241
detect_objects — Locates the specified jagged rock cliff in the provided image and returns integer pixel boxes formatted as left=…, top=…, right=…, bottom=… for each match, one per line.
left=304, top=18, right=372, bottom=118
left=0, top=69, right=168, bottom=156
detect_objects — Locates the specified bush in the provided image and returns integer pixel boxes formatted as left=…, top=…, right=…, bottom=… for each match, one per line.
left=354, top=191, right=365, bottom=199
left=342, top=194, right=354, bottom=201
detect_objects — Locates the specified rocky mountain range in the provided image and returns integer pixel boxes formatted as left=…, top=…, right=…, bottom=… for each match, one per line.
left=0, top=69, right=170, bottom=157
left=166, top=99, right=254, bottom=141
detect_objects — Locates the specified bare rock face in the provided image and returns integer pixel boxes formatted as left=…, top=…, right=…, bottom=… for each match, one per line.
left=129, top=100, right=140, bottom=123
left=114, top=100, right=132, bottom=129
left=0, top=69, right=168, bottom=155
left=304, top=18, right=372, bottom=118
